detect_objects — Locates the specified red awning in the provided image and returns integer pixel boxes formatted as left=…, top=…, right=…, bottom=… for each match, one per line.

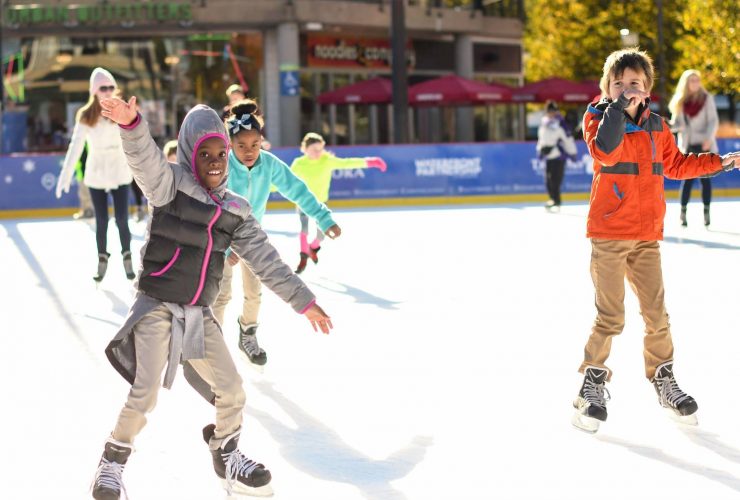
left=317, top=77, right=392, bottom=105
left=409, top=75, right=512, bottom=106
left=512, top=78, right=600, bottom=103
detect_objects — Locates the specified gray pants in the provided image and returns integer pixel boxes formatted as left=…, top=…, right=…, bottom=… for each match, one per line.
left=112, top=304, right=245, bottom=444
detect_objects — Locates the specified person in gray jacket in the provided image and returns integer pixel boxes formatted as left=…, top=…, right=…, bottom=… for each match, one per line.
left=669, top=69, right=720, bottom=227
left=90, top=96, right=333, bottom=500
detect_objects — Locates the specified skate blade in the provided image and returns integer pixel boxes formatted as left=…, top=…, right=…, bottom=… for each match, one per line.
left=666, top=408, right=698, bottom=426
left=571, top=412, right=601, bottom=434
left=239, top=350, right=266, bottom=374
left=222, top=479, right=274, bottom=497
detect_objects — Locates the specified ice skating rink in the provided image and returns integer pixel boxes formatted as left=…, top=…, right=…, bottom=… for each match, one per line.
left=4, top=200, right=740, bottom=500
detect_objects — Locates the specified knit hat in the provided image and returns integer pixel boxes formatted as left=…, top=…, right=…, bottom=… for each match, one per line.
left=89, top=67, right=117, bottom=95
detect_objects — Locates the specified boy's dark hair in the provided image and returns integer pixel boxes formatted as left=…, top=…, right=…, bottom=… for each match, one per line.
left=599, top=48, right=654, bottom=97
left=225, top=98, right=265, bottom=137
left=545, top=100, right=559, bottom=113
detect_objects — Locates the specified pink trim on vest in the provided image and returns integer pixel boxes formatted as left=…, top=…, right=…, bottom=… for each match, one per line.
left=189, top=204, right=222, bottom=305
left=150, top=247, right=181, bottom=277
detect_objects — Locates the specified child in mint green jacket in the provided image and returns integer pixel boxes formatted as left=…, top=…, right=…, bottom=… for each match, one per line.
left=291, top=132, right=386, bottom=272
left=212, top=100, right=341, bottom=369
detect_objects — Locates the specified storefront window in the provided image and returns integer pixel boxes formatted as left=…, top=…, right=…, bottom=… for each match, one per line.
left=4, top=33, right=263, bottom=153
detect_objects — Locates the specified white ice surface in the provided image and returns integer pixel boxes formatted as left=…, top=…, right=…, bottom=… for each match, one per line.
left=3, top=201, right=740, bottom=499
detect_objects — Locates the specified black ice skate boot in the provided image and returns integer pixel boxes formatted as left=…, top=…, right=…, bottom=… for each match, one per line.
left=122, top=251, right=135, bottom=280
left=238, top=321, right=267, bottom=370
left=295, top=252, right=309, bottom=274
left=308, top=245, right=321, bottom=264
left=94, top=253, right=110, bottom=283
left=680, top=206, right=688, bottom=227
left=652, top=361, right=698, bottom=425
left=704, top=205, right=711, bottom=227
left=202, top=424, right=273, bottom=497
left=572, top=366, right=610, bottom=433
left=91, top=438, right=133, bottom=500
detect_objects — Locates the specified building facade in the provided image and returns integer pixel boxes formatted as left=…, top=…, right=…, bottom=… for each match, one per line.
left=1, top=0, right=524, bottom=152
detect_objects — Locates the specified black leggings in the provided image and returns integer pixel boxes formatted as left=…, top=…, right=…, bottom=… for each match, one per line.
left=89, top=184, right=132, bottom=255
left=545, top=158, right=565, bottom=205
left=679, top=145, right=712, bottom=207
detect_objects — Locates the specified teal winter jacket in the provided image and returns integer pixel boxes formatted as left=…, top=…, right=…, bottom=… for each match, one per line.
left=227, top=149, right=336, bottom=231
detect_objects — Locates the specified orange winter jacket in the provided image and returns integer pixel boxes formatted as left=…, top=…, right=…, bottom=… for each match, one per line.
left=584, top=96, right=725, bottom=241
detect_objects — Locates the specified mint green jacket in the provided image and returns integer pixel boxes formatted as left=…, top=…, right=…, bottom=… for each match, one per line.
left=227, top=149, right=336, bottom=232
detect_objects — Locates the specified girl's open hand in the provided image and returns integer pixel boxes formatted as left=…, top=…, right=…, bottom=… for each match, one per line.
left=101, top=96, right=138, bottom=126
left=304, top=303, right=333, bottom=334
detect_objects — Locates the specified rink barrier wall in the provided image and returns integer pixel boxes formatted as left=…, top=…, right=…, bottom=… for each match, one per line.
left=1, top=138, right=739, bottom=219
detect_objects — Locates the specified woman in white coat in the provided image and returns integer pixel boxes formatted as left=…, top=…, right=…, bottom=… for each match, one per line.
left=56, top=67, right=134, bottom=281
left=669, top=69, right=720, bottom=227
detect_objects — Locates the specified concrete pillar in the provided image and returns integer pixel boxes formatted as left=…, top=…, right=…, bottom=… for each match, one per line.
left=277, top=22, right=301, bottom=148
left=262, top=29, right=281, bottom=146
left=454, top=34, right=474, bottom=142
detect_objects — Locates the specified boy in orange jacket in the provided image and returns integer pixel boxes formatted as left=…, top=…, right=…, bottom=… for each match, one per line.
left=572, top=48, right=740, bottom=433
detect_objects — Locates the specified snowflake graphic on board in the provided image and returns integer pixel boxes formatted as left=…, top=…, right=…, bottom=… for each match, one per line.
left=22, top=160, right=36, bottom=173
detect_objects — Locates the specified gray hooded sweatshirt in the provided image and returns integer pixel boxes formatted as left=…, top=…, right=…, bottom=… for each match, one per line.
left=105, top=105, right=315, bottom=396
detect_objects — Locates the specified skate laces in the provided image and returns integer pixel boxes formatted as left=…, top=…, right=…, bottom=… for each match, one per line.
left=583, top=378, right=610, bottom=408
left=240, top=331, right=263, bottom=356
left=222, top=449, right=260, bottom=494
left=92, top=458, right=128, bottom=499
left=656, top=375, right=691, bottom=408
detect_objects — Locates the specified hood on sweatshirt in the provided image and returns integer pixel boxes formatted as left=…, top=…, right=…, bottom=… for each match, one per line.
left=177, top=104, right=230, bottom=197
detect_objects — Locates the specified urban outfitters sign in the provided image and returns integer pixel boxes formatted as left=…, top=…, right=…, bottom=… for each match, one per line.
left=2, top=3, right=193, bottom=27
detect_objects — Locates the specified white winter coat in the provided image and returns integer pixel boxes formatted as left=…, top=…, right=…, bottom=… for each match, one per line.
left=537, top=116, right=576, bottom=160
left=671, top=94, right=719, bottom=154
left=59, top=117, right=133, bottom=191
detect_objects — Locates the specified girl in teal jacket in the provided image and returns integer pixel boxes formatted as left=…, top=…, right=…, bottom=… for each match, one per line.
left=291, top=132, right=386, bottom=272
left=212, top=100, right=341, bottom=369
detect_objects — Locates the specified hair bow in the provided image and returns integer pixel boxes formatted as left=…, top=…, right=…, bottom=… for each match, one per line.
left=227, top=114, right=259, bottom=135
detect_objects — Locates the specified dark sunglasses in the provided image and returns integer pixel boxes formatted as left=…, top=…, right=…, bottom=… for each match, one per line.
left=98, top=85, right=115, bottom=92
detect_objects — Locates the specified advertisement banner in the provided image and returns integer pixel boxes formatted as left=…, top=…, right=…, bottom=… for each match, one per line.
left=1, top=138, right=739, bottom=213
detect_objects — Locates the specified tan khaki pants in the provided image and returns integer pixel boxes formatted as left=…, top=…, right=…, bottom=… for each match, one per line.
left=579, top=239, right=674, bottom=381
left=212, top=259, right=262, bottom=328
left=112, top=304, right=245, bottom=443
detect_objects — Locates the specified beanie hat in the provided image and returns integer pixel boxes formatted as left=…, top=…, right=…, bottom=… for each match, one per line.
left=89, top=67, right=117, bottom=95
left=545, top=100, right=559, bottom=113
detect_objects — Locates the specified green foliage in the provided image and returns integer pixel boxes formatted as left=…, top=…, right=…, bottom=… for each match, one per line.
left=523, top=0, right=687, bottom=99
left=673, top=0, right=738, bottom=98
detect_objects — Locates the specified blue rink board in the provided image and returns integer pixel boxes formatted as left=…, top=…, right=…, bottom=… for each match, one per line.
left=1, top=138, right=739, bottom=211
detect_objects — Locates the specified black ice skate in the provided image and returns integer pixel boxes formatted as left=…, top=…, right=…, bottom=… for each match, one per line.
left=652, top=361, right=698, bottom=425
left=238, top=321, right=267, bottom=371
left=572, top=366, right=610, bottom=433
left=202, top=424, right=273, bottom=497
left=680, top=206, right=688, bottom=227
left=704, top=206, right=711, bottom=227
left=91, top=438, right=133, bottom=500
left=94, top=253, right=110, bottom=283
left=295, top=252, right=309, bottom=274
left=122, top=251, right=135, bottom=280
left=308, top=245, right=321, bottom=264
